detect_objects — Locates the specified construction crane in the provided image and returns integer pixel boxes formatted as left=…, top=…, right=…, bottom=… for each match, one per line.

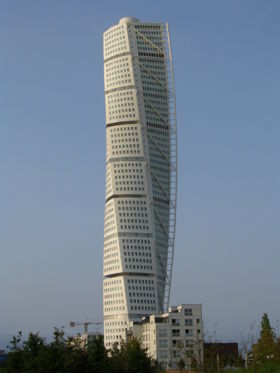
left=69, top=320, right=102, bottom=334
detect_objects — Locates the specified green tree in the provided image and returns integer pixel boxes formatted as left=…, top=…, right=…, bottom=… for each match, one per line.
left=120, top=338, right=156, bottom=373
left=21, top=332, right=47, bottom=373
left=87, top=335, right=109, bottom=373
left=4, top=332, right=23, bottom=373
left=177, top=357, right=186, bottom=372
left=253, top=313, right=277, bottom=364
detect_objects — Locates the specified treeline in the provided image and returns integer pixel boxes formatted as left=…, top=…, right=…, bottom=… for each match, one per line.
left=0, top=329, right=162, bottom=373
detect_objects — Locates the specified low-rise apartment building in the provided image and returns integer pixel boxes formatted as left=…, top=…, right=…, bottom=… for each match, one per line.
left=129, top=304, right=203, bottom=369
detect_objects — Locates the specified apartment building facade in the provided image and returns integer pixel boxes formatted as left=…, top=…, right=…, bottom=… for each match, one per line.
left=129, top=304, right=203, bottom=369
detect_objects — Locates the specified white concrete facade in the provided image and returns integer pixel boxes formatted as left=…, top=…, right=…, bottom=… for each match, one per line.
left=103, top=17, right=177, bottom=348
left=130, top=304, right=203, bottom=370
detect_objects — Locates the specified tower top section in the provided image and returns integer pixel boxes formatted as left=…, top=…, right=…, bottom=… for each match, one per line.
left=119, top=17, right=139, bottom=24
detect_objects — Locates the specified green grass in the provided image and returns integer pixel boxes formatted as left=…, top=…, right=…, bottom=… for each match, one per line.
left=226, top=364, right=280, bottom=373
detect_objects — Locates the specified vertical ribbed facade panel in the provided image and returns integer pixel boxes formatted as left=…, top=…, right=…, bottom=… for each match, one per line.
left=103, top=17, right=177, bottom=348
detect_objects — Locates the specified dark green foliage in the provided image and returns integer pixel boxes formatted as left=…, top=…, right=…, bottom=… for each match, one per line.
left=253, top=313, right=278, bottom=364
left=177, top=357, right=186, bottom=372
left=97, top=338, right=162, bottom=373
left=203, top=343, right=242, bottom=373
left=0, top=331, right=163, bottom=373
left=226, top=363, right=280, bottom=373
left=119, top=338, right=161, bottom=373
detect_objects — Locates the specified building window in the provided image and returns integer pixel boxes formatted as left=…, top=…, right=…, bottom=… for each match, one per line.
left=185, top=329, right=193, bottom=337
left=185, top=319, right=193, bottom=326
left=159, top=329, right=167, bottom=337
left=172, top=329, right=180, bottom=337
left=185, top=308, right=192, bottom=316
left=173, top=350, right=178, bottom=358
left=159, top=339, right=167, bottom=348
left=172, top=318, right=180, bottom=326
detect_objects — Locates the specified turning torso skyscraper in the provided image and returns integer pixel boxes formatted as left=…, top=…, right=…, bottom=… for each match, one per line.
left=103, top=17, right=177, bottom=347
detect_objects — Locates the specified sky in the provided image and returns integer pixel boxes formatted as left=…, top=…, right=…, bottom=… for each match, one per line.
left=0, top=0, right=279, bottom=347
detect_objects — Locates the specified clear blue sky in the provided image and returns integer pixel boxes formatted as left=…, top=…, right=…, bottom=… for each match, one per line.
left=1, top=0, right=279, bottom=344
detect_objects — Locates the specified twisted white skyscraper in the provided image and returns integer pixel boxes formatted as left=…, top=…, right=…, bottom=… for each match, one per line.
left=103, top=17, right=177, bottom=348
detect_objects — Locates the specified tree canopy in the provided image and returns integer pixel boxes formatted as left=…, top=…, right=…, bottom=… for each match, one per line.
left=0, top=330, right=162, bottom=373
left=253, top=313, right=278, bottom=363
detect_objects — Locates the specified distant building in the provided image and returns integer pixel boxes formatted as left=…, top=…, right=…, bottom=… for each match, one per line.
left=129, top=304, right=203, bottom=369
left=204, top=342, right=239, bottom=369
left=72, top=333, right=103, bottom=349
